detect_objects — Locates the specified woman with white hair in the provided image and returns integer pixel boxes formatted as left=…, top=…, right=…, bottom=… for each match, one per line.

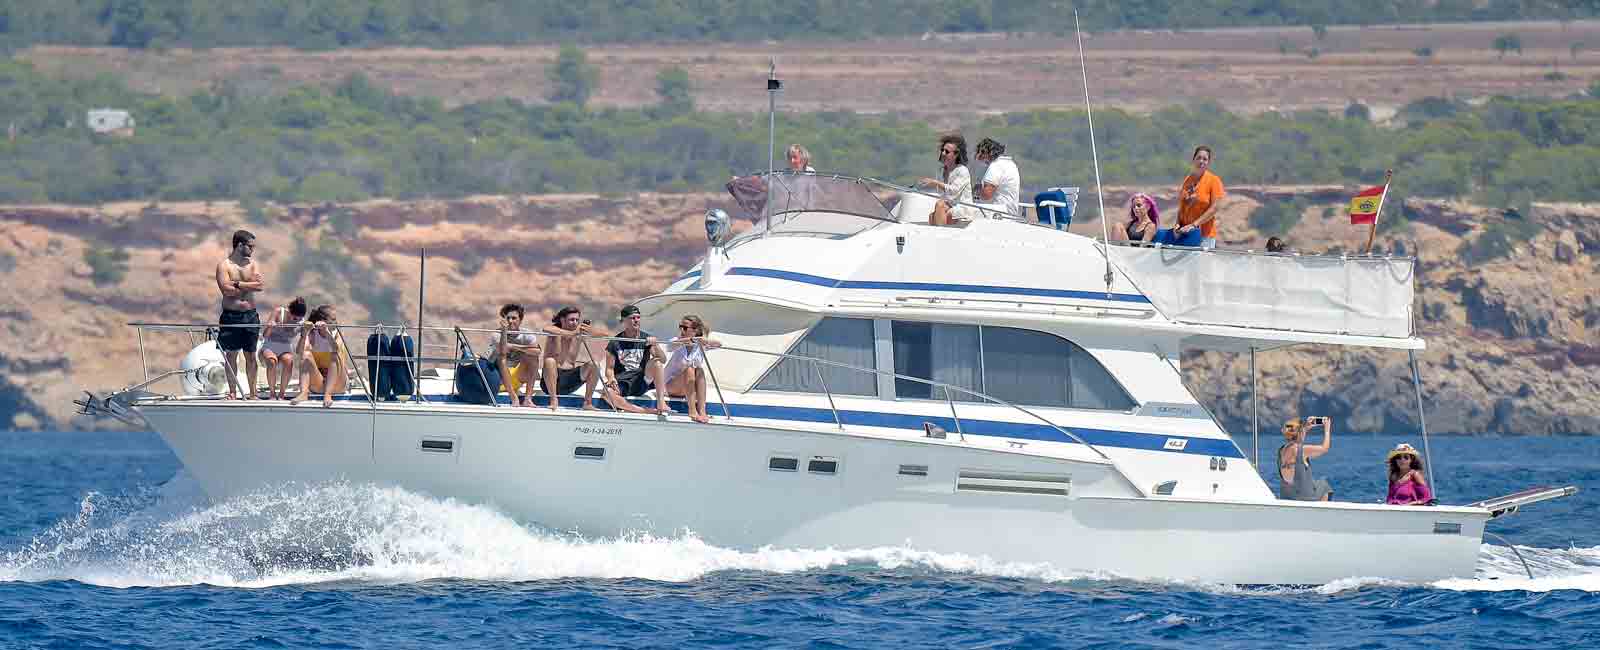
left=786, top=144, right=815, bottom=173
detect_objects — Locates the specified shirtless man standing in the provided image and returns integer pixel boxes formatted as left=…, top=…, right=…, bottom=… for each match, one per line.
left=541, top=306, right=600, bottom=412
left=215, top=229, right=265, bottom=400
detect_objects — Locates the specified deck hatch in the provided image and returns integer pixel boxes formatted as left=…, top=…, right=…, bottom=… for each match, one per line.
left=957, top=470, right=1070, bottom=497
left=573, top=446, right=607, bottom=460
left=898, top=464, right=929, bottom=477
left=769, top=456, right=799, bottom=472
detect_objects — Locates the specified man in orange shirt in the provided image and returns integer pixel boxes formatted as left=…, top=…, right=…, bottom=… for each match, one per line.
left=1174, top=145, right=1225, bottom=250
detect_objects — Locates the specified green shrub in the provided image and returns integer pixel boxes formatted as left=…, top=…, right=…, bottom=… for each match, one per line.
left=84, top=244, right=131, bottom=286
left=1457, top=217, right=1542, bottom=264
left=1248, top=199, right=1307, bottom=235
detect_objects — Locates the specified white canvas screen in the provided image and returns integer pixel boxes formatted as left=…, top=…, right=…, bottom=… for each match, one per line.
left=1111, top=246, right=1415, bottom=338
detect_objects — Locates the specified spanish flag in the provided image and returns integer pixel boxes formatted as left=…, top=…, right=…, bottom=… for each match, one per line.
left=1349, top=184, right=1386, bottom=225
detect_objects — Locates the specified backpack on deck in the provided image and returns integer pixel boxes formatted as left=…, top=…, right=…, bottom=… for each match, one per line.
left=452, top=331, right=500, bottom=407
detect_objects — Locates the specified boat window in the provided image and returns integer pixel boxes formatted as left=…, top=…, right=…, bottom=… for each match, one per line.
left=981, top=327, right=1072, bottom=407
left=981, top=326, right=1136, bottom=411
left=891, top=321, right=983, bottom=401
left=755, top=317, right=877, bottom=396
left=890, top=321, right=1134, bottom=410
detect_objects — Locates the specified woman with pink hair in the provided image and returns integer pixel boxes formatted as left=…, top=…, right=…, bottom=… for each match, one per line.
left=1114, top=193, right=1160, bottom=243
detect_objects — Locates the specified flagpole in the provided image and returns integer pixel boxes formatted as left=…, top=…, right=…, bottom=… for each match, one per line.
left=1362, top=168, right=1394, bottom=255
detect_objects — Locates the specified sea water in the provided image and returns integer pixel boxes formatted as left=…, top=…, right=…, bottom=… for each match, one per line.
left=1, top=430, right=1597, bottom=648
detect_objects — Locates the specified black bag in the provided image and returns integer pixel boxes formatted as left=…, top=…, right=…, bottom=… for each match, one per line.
left=366, top=331, right=393, bottom=400
left=454, top=353, right=501, bottom=406
left=384, top=332, right=416, bottom=400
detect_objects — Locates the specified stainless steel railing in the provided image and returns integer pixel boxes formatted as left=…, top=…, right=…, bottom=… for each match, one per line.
left=121, top=321, right=1114, bottom=462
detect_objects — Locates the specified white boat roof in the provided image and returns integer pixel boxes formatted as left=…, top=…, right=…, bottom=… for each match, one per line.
left=641, top=173, right=1422, bottom=352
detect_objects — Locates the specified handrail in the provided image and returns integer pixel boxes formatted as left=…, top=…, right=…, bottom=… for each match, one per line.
left=712, top=341, right=1115, bottom=463
left=119, top=321, right=1116, bottom=463
left=749, top=172, right=1422, bottom=265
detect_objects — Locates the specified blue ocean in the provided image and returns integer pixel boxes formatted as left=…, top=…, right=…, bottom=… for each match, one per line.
left=2, top=430, right=1597, bottom=649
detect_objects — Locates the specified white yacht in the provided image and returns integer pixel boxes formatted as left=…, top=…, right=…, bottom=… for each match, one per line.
left=85, top=172, right=1571, bottom=585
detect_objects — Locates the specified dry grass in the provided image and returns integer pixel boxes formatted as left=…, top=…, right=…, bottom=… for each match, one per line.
left=21, top=20, right=1600, bottom=117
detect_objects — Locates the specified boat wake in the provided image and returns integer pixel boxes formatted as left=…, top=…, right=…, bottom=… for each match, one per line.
left=2, top=478, right=1596, bottom=592
left=0, top=476, right=1103, bottom=589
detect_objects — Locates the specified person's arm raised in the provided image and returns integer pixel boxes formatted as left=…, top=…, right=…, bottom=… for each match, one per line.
left=1304, top=417, right=1333, bottom=459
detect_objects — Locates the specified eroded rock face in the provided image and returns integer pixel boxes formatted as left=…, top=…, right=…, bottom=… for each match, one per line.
left=2, top=189, right=1597, bottom=434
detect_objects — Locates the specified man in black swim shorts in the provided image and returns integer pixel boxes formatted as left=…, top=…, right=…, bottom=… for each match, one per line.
left=214, top=229, right=265, bottom=399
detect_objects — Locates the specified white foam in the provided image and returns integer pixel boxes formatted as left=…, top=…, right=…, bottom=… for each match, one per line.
left=0, top=481, right=1107, bottom=589
left=1433, top=543, right=1600, bottom=593
left=4, top=482, right=1597, bottom=592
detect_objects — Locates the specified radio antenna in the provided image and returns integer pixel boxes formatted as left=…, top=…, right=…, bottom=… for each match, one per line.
left=1074, top=10, right=1114, bottom=296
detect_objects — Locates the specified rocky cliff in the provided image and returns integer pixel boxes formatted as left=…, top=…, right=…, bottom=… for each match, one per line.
left=1, top=187, right=1595, bottom=435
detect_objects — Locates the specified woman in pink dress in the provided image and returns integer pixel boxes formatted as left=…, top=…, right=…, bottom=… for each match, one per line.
left=1386, top=443, right=1433, bottom=505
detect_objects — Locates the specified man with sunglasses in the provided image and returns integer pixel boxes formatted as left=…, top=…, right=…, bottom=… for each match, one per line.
left=214, top=229, right=264, bottom=400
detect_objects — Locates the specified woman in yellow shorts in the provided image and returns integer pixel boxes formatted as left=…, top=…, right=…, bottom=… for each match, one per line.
left=290, top=304, right=349, bottom=407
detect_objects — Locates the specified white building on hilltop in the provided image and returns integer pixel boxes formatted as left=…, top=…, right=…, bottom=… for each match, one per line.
left=86, top=109, right=135, bottom=136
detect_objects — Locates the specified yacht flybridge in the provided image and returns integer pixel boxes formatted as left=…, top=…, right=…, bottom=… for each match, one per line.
left=82, top=172, right=1574, bottom=585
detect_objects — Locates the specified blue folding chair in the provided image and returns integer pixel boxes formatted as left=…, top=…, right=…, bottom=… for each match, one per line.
left=1033, top=187, right=1079, bottom=230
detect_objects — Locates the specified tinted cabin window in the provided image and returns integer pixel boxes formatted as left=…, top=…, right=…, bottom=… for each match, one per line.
left=981, top=326, right=1070, bottom=407
left=755, top=317, right=877, bottom=396
left=891, top=321, right=982, bottom=401
left=890, top=321, right=1134, bottom=411
left=982, top=326, right=1134, bottom=411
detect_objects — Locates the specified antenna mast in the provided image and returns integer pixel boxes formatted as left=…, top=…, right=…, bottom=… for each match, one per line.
left=767, top=58, right=780, bottom=184
left=1074, top=10, right=1114, bottom=295
left=763, top=58, right=782, bottom=237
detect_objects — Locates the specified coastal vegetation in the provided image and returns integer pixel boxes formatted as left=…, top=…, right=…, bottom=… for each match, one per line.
left=0, top=1, right=1592, bottom=50
left=2, top=57, right=1600, bottom=211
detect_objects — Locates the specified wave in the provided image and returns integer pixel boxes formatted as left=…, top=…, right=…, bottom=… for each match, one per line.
left=2, top=479, right=1597, bottom=592
left=0, top=477, right=1113, bottom=589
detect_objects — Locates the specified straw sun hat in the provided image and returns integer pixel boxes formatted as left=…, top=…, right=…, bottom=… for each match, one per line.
left=1386, top=443, right=1421, bottom=463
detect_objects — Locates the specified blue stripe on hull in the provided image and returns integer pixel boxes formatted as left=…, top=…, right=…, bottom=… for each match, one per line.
left=671, top=267, right=1151, bottom=304
left=728, top=267, right=1152, bottom=304
left=360, top=393, right=1241, bottom=459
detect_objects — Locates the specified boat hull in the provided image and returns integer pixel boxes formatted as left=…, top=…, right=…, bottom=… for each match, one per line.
left=140, top=401, right=1487, bottom=585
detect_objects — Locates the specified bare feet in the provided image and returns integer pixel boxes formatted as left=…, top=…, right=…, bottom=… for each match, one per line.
left=223, top=392, right=237, bottom=401
left=288, top=395, right=304, bottom=405
left=690, top=413, right=710, bottom=424
left=582, top=402, right=599, bottom=411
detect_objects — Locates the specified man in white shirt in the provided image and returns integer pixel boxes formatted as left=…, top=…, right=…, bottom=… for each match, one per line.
left=973, top=138, right=1021, bottom=220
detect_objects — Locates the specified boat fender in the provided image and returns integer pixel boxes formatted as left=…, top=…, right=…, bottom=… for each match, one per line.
left=385, top=333, right=417, bottom=399
left=366, top=331, right=392, bottom=400
left=179, top=340, right=234, bottom=396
